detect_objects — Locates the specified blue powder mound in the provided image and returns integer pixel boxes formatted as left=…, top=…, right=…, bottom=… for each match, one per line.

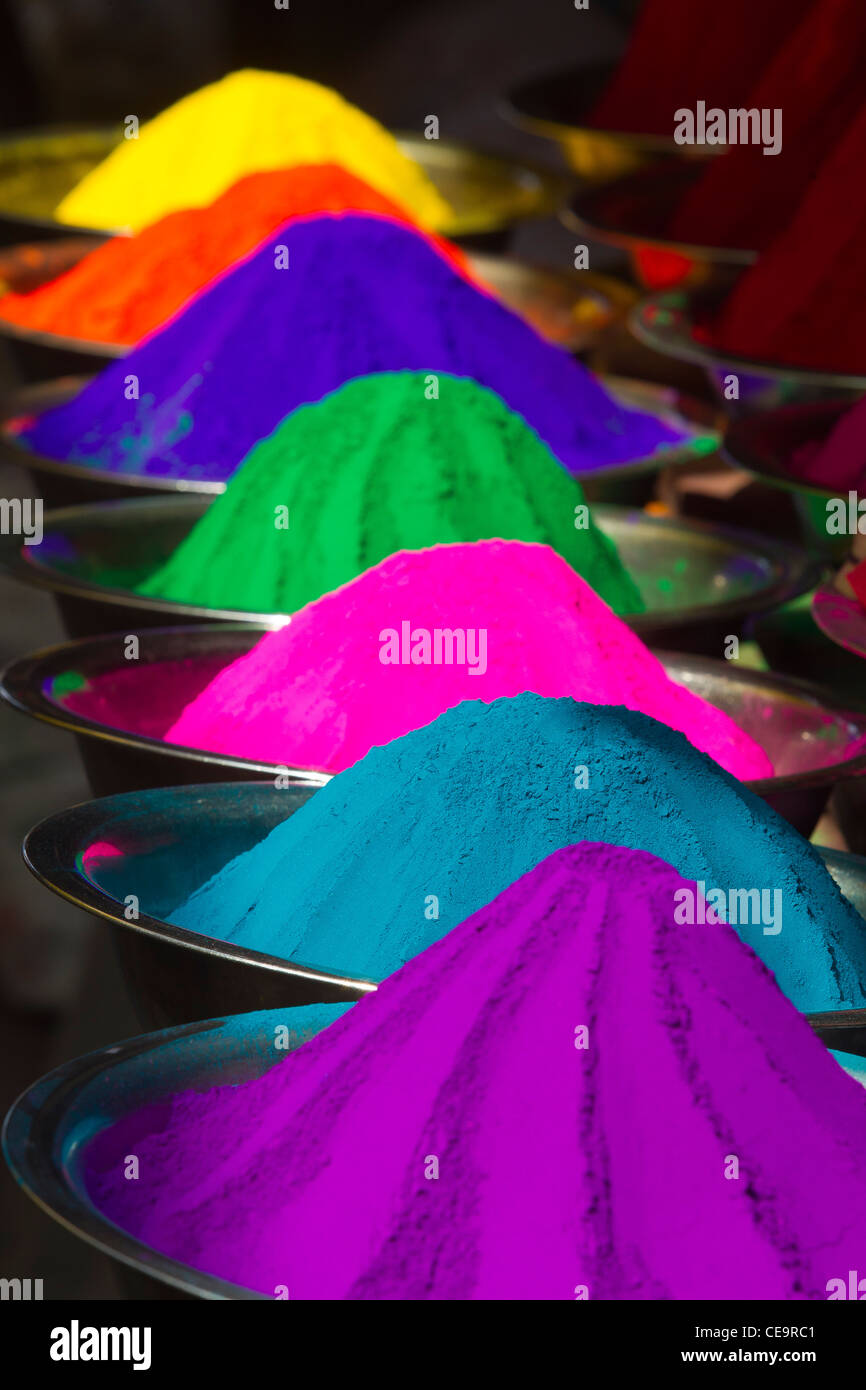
left=168, top=695, right=866, bottom=1014
left=23, top=214, right=684, bottom=480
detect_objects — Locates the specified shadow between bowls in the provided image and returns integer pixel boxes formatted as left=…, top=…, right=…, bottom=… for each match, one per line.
left=20, top=779, right=866, bottom=1048
left=503, top=64, right=720, bottom=183
left=561, top=163, right=755, bottom=294
left=0, top=494, right=822, bottom=649
left=4, top=625, right=866, bottom=838
left=631, top=290, right=866, bottom=418
left=2, top=1005, right=348, bottom=1300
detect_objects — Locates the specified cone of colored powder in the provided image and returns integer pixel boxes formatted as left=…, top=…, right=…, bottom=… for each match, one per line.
left=0, top=168, right=472, bottom=346
left=85, top=841, right=866, bottom=1300
left=709, top=100, right=866, bottom=372
left=22, top=216, right=684, bottom=482
left=164, top=539, right=770, bottom=780
left=669, top=0, right=866, bottom=251
left=589, top=0, right=817, bottom=137
left=56, top=69, right=451, bottom=233
left=169, top=694, right=866, bottom=1011
left=136, top=374, right=644, bottom=615
left=788, top=399, right=866, bottom=491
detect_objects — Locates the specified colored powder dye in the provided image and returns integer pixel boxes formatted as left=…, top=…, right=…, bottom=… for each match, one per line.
left=709, top=98, right=866, bottom=372
left=788, top=400, right=866, bottom=492
left=56, top=70, right=451, bottom=233
left=0, top=168, right=471, bottom=346
left=669, top=0, right=866, bottom=251
left=165, top=539, right=771, bottom=780
left=169, top=694, right=866, bottom=1011
left=136, top=374, right=644, bottom=616
left=589, top=0, right=817, bottom=137
left=85, top=841, right=866, bottom=1300
left=23, top=216, right=683, bottom=482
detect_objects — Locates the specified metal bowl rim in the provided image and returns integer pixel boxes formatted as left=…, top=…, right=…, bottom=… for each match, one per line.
left=22, top=782, right=378, bottom=993
left=631, top=291, right=866, bottom=389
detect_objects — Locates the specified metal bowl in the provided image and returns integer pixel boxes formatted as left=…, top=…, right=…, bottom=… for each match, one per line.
left=812, top=587, right=866, bottom=661
left=23, top=780, right=374, bottom=1031
left=1, top=372, right=720, bottom=510
left=0, top=125, right=570, bottom=251
left=3, top=626, right=865, bottom=834
left=0, top=496, right=820, bottom=648
left=7, top=941, right=866, bottom=1306
left=21, top=777, right=866, bottom=1040
left=2, top=1005, right=346, bottom=1299
left=631, top=290, right=866, bottom=418
left=561, top=164, right=755, bottom=293
left=722, top=402, right=852, bottom=559
left=503, top=65, right=719, bottom=183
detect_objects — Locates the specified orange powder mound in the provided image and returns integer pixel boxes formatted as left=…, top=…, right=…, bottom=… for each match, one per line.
left=0, top=165, right=474, bottom=346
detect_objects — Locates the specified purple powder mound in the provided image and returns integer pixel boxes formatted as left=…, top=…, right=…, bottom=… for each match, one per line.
left=84, top=842, right=866, bottom=1300
left=24, top=214, right=683, bottom=480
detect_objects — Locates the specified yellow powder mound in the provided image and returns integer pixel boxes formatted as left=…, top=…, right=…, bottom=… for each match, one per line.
left=55, top=69, right=452, bottom=233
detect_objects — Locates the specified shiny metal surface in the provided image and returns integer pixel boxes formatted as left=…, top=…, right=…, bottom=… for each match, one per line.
left=2, top=1006, right=345, bottom=1299
left=561, top=165, right=754, bottom=293
left=0, top=495, right=821, bottom=648
left=504, top=65, right=719, bottom=183
left=3, top=628, right=866, bottom=832
left=6, top=842, right=866, bottom=1299
left=632, top=291, right=866, bottom=417
left=22, top=780, right=375, bottom=1030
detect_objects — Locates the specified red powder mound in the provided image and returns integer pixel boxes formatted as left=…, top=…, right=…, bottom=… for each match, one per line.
left=669, top=0, right=866, bottom=251
left=0, top=165, right=473, bottom=345
left=589, top=0, right=817, bottom=137
left=710, top=100, right=866, bottom=372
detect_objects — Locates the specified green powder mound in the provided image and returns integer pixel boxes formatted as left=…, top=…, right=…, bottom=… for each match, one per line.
left=138, top=373, right=645, bottom=615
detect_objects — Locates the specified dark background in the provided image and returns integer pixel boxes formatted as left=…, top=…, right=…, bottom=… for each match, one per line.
left=0, top=0, right=636, bottom=1298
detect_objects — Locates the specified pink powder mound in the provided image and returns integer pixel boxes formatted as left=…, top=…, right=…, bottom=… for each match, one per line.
left=84, top=842, right=866, bottom=1299
left=790, top=399, right=866, bottom=493
left=165, top=540, right=772, bottom=780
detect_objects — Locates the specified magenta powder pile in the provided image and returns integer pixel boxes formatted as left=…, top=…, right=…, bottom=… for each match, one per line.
left=84, top=841, right=866, bottom=1299
left=164, top=540, right=771, bottom=779
left=788, top=398, right=866, bottom=492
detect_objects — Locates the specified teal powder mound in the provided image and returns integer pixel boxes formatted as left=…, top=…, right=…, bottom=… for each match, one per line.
left=169, top=695, right=866, bottom=1013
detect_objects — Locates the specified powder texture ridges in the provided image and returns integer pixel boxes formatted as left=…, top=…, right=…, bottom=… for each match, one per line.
left=24, top=215, right=682, bottom=481
left=137, top=375, right=644, bottom=615
left=55, top=69, right=451, bottom=232
left=169, top=694, right=866, bottom=1011
left=0, top=168, right=469, bottom=345
left=165, top=539, right=771, bottom=780
left=85, top=842, right=866, bottom=1299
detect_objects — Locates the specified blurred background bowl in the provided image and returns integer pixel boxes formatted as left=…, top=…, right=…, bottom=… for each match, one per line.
left=3, top=626, right=866, bottom=835
left=503, top=64, right=720, bottom=182
left=631, top=290, right=866, bottom=417
left=0, top=496, right=822, bottom=646
left=561, top=163, right=755, bottom=293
